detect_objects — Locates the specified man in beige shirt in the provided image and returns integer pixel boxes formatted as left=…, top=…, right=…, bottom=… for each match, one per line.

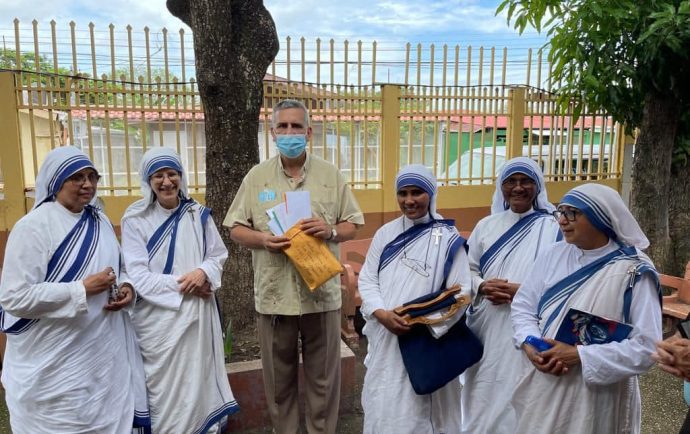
left=223, top=99, right=364, bottom=434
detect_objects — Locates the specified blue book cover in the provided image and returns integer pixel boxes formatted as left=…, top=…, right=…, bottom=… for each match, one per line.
left=555, top=308, right=633, bottom=346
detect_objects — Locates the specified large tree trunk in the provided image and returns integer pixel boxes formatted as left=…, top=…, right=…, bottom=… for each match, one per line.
left=630, top=91, right=680, bottom=273
left=669, top=162, right=690, bottom=276
left=167, top=0, right=279, bottom=331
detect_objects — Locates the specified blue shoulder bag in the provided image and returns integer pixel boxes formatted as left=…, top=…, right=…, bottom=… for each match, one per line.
left=394, top=286, right=483, bottom=395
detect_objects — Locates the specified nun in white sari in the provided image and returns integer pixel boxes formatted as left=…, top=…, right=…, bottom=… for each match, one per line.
left=511, top=183, right=662, bottom=434
left=460, top=157, right=561, bottom=434
left=358, top=164, right=471, bottom=434
left=0, top=146, right=150, bottom=433
left=121, top=147, right=238, bottom=434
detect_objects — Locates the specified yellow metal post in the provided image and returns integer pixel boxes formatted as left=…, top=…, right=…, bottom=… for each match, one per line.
left=0, top=72, right=28, bottom=230
left=380, top=84, right=401, bottom=212
left=506, top=87, right=525, bottom=159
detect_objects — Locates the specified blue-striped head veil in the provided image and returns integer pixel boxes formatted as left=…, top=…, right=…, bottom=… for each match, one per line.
left=559, top=183, right=649, bottom=249
left=122, top=147, right=190, bottom=221
left=33, top=146, right=99, bottom=210
left=395, top=164, right=441, bottom=219
left=491, top=156, right=555, bottom=214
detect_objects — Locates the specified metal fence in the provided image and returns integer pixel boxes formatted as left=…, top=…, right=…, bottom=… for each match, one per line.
left=2, top=19, right=554, bottom=88
left=0, top=20, right=625, bottom=229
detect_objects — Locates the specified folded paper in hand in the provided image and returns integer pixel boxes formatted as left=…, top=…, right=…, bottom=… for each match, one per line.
left=284, top=191, right=312, bottom=228
left=282, top=223, right=343, bottom=291
left=266, top=191, right=313, bottom=236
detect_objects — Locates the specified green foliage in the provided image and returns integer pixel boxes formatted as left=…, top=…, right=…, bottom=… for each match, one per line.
left=1, top=49, right=73, bottom=89
left=2, top=48, right=191, bottom=109
left=224, top=319, right=233, bottom=360
left=1, top=49, right=63, bottom=73
left=497, top=0, right=690, bottom=131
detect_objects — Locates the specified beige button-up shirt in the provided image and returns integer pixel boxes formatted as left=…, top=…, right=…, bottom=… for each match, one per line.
left=224, top=154, right=364, bottom=315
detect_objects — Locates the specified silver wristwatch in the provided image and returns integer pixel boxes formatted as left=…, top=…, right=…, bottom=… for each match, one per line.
left=329, top=226, right=338, bottom=241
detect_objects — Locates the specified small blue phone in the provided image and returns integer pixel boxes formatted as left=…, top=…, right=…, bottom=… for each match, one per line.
left=525, top=335, right=553, bottom=352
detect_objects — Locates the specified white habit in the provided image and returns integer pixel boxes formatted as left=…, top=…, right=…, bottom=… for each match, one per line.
left=510, top=183, right=663, bottom=434
left=510, top=240, right=661, bottom=434
left=122, top=200, right=238, bottom=434
left=461, top=208, right=561, bottom=434
left=359, top=214, right=471, bottom=434
left=0, top=202, right=149, bottom=433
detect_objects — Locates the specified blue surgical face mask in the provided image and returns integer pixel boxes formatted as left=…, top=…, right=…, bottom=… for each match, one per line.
left=275, top=134, right=307, bottom=158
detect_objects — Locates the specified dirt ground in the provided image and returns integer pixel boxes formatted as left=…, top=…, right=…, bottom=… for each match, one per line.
left=229, top=334, right=366, bottom=434
left=0, top=333, right=685, bottom=433
left=228, top=325, right=263, bottom=363
left=229, top=330, right=689, bottom=434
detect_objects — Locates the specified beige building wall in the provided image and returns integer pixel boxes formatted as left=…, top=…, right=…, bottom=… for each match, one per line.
left=19, top=109, right=62, bottom=189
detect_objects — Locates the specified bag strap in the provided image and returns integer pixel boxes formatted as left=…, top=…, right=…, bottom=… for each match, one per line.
left=393, top=285, right=470, bottom=325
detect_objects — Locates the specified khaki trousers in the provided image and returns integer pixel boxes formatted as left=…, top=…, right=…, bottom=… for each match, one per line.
left=257, top=310, right=341, bottom=434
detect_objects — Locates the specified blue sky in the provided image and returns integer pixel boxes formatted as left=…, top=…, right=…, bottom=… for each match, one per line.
left=0, top=0, right=551, bottom=85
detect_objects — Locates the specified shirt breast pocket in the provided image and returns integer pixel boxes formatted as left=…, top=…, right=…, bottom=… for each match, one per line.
left=251, top=202, right=279, bottom=233
left=312, top=187, right=337, bottom=225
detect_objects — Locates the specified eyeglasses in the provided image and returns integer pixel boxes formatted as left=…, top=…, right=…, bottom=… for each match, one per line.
left=552, top=207, right=581, bottom=222
left=502, top=177, right=536, bottom=188
left=150, top=171, right=180, bottom=182
left=67, top=172, right=100, bottom=185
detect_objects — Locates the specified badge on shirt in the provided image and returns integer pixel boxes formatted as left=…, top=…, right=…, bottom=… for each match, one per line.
left=258, top=189, right=277, bottom=203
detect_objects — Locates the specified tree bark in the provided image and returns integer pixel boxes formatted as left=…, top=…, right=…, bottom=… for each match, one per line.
left=630, top=91, right=680, bottom=273
left=669, top=162, right=690, bottom=276
left=167, top=0, right=279, bottom=331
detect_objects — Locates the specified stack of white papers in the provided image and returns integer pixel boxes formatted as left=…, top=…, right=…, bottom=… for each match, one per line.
left=266, top=191, right=312, bottom=235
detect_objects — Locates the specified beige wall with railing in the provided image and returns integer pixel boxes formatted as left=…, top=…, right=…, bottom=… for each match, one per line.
left=0, top=70, right=623, bottom=233
left=0, top=20, right=625, bottom=234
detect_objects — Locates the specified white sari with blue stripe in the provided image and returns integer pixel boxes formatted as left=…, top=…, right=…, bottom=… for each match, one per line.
left=122, top=198, right=238, bottom=434
left=510, top=240, right=662, bottom=434
left=359, top=215, right=471, bottom=434
left=460, top=209, right=561, bottom=434
left=0, top=202, right=150, bottom=433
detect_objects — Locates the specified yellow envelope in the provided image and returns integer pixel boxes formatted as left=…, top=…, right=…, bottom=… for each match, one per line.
left=283, top=224, right=343, bottom=291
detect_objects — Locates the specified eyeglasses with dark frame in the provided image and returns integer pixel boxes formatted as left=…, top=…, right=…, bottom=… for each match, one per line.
left=67, top=172, right=101, bottom=186
left=502, top=177, right=536, bottom=188
left=552, top=207, right=581, bottom=222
